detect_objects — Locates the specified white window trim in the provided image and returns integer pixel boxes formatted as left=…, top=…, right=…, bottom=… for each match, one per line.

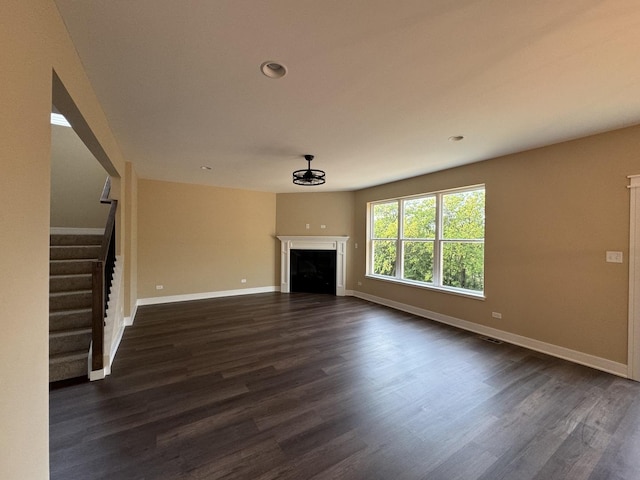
left=367, top=185, right=485, bottom=297
left=365, top=272, right=486, bottom=300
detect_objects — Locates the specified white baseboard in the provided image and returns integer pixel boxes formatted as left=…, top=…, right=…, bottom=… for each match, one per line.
left=136, top=286, right=279, bottom=307
left=88, top=343, right=106, bottom=381
left=124, top=303, right=138, bottom=326
left=89, top=369, right=106, bottom=381
left=109, top=323, right=125, bottom=368
left=50, top=227, right=105, bottom=235
left=353, top=291, right=628, bottom=378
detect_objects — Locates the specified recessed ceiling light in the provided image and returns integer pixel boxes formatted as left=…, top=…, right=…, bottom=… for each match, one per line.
left=260, top=61, right=287, bottom=79
left=200, top=165, right=212, bottom=171
left=448, top=135, right=464, bottom=142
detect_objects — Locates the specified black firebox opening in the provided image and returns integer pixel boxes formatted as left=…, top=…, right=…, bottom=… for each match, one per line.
left=290, top=249, right=337, bottom=295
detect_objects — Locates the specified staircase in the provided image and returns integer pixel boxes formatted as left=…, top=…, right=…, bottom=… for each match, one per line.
left=49, top=233, right=102, bottom=382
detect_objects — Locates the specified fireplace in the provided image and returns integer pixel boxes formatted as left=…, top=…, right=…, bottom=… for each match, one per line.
left=290, top=249, right=336, bottom=294
left=277, top=236, right=349, bottom=296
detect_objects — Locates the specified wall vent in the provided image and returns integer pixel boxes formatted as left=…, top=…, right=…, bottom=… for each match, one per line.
left=478, top=335, right=504, bottom=345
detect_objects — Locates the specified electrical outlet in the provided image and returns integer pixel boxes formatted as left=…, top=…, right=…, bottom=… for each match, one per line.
left=357, top=281, right=362, bottom=286
left=606, top=251, right=623, bottom=263
left=155, top=285, right=164, bottom=290
left=241, top=278, right=247, bottom=283
left=320, top=224, right=326, bottom=229
left=305, top=224, right=310, bottom=229
left=492, top=312, right=502, bottom=319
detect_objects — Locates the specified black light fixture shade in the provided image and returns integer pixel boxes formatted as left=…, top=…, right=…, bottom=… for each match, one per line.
left=293, top=154, right=326, bottom=186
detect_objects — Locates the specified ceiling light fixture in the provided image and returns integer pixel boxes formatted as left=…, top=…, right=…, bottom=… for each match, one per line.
left=448, top=135, right=464, bottom=142
left=260, top=61, right=287, bottom=79
left=293, top=154, right=326, bottom=186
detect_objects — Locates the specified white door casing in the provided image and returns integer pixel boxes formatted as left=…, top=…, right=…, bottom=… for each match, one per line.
left=628, top=175, right=640, bottom=380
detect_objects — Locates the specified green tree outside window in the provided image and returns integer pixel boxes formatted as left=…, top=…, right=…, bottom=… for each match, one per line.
left=369, top=186, right=484, bottom=294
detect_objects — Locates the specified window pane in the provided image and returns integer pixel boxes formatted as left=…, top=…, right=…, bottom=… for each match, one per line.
left=442, top=242, right=484, bottom=291
left=403, top=197, right=436, bottom=238
left=442, top=189, right=485, bottom=239
left=372, top=240, right=396, bottom=276
left=403, top=241, right=433, bottom=283
left=372, top=202, right=398, bottom=238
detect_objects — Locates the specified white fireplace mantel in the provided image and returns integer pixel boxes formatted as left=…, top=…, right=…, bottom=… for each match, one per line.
left=277, top=236, right=349, bottom=296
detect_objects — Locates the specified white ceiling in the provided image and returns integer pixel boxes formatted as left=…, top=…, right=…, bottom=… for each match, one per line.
left=54, top=0, right=640, bottom=193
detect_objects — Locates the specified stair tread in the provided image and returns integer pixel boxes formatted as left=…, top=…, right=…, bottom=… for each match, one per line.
left=50, top=327, right=92, bottom=338
left=50, top=245, right=101, bottom=261
left=50, top=245, right=101, bottom=248
left=50, top=259, right=94, bottom=266
left=50, top=307, right=92, bottom=316
left=49, top=310, right=93, bottom=332
left=49, top=274, right=93, bottom=294
left=50, top=234, right=103, bottom=247
left=50, top=289, right=92, bottom=296
left=50, top=258, right=95, bottom=262
left=50, top=273, right=92, bottom=278
left=50, top=350, right=88, bottom=363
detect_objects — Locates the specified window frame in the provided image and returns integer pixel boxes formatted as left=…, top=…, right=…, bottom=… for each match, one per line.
left=367, top=185, right=485, bottom=299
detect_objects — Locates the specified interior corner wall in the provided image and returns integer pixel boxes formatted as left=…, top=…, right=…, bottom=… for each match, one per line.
left=50, top=124, right=110, bottom=228
left=124, top=162, right=138, bottom=317
left=1, top=1, right=128, bottom=478
left=354, top=124, right=640, bottom=366
left=137, top=179, right=277, bottom=299
left=276, top=191, right=356, bottom=290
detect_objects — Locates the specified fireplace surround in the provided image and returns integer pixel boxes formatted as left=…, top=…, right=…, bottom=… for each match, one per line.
left=277, top=236, right=349, bottom=296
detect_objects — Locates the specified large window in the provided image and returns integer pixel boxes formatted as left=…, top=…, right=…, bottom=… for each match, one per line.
left=369, top=185, right=485, bottom=295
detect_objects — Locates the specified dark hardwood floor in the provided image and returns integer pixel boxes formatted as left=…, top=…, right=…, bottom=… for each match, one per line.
left=50, top=293, right=640, bottom=479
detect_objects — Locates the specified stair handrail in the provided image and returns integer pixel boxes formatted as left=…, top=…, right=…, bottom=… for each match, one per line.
left=91, top=177, right=118, bottom=373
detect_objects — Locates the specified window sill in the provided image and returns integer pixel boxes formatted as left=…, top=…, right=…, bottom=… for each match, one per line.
left=364, top=274, right=486, bottom=301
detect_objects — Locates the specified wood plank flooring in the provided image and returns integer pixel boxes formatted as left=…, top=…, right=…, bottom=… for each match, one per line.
left=49, top=293, right=640, bottom=479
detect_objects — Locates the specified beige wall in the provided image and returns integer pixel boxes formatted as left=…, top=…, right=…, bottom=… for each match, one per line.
left=137, top=180, right=276, bottom=298
left=0, top=5, right=51, bottom=478
left=276, top=192, right=356, bottom=289
left=0, top=4, right=636, bottom=479
left=1, top=1, right=128, bottom=478
left=50, top=124, right=110, bottom=228
left=354, top=125, right=640, bottom=365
